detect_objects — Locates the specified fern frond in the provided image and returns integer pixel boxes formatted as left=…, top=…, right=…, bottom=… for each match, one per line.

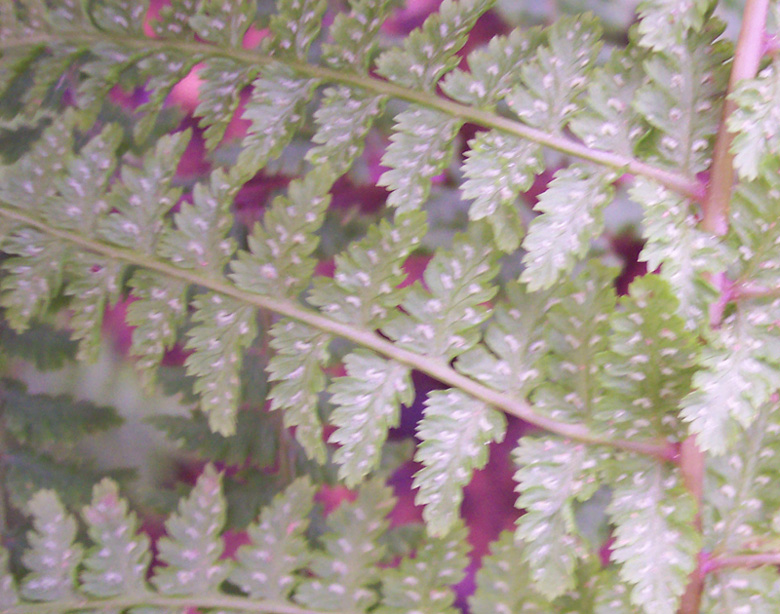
left=606, top=456, right=700, bottom=614
left=680, top=305, right=780, bottom=455
left=328, top=350, right=414, bottom=486
left=569, top=47, right=647, bottom=157
left=125, top=271, right=188, bottom=386
left=80, top=479, right=151, bottom=597
left=296, top=479, right=394, bottom=611
left=98, top=130, right=189, bottom=252
left=381, top=226, right=499, bottom=360
left=469, top=530, right=552, bottom=613
left=267, top=318, right=331, bottom=463
left=5, top=449, right=134, bottom=511
left=234, top=65, right=320, bottom=182
left=0, top=110, right=75, bottom=210
left=520, top=164, right=616, bottom=290
left=513, top=437, right=606, bottom=599
left=729, top=62, right=780, bottom=182
left=195, top=58, right=259, bottom=151
left=377, top=107, right=463, bottom=213
left=231, top=477, right=316, bottom=600
left=89, top=0, right=147, bottom=35
left=441, top=27, right=542, bottom=109
left=460, top=131, right=543, bottom=252
left=190, top=0, right=255, bottom=48
left=153, top=464, right=232, bottom=595
left=308, top=211, right=427, bottom=327
left=150, top=409, right=279, bottom=468
left=706, top=403, right=780, bottom=553
left=530, top=263, right=616, bottom=423
left=184, top=292, right=258, bottom=436
left=231, top=166, right=334, bottom=298
left=703, top=568, right=780, bottom=612
left=20, top=490, right=83, bottom=601
left=455, top=281, right=549, bottom=398
left=375, top=520, right=469, bottom=614
left=506, top=14, right=601, bottom=133
left=158, top=168, right=237, bottom=274
left=632, top=177, right=724, bottom=327
left=595, top=275, right=699, bottom=441
left=376, top=0, right=493, bottom=212
left=633, top=20, right=729, bottom=175
left=635, top=0, right=715, bottom=51
left=413, top=389, right=506, bottom=536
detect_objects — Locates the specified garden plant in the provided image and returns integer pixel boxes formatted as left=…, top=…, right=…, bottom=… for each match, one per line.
left=1, top=0, right=780, bottom=613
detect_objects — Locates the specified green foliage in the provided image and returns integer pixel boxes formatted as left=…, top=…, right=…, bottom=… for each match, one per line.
left=328, top=350, right=413, bottom=486
left=414, top=389, right=506, bottom=536
left=513, top=437, right=606, bottom=598
left=606, top=456, right=701, bottom=613
left=153, top=464, right=231, bottom=594
left=3, top=1, right=780, bottom=614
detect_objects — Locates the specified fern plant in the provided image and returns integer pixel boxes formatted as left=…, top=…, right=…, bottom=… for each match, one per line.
left=1, top=0, right=780, bottom=612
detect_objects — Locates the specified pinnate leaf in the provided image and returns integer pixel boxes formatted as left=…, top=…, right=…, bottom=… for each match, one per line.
left=231, top=167, right=334, bottom=299
left=126, top=271, right=188, bottom=386
left=606, top=456, right=700, bottom=614
left=681, top=306, right=780, bottom=455
left=703, top=568, right=780, bottom=613
left=185, top=293, right=257, bottom=436
left=21, top=490, right=83, bottom=601
left=307, top=87, right=386, bottom=176
left=513, top=437, right=605, bottom=599
left=323, top=0, right=395, bottom=71
left=375, top=0, right=493, bottom=91
left=375, top=520, right=469, bottom=614
left=234, top=65, right=319, bottom=182
left=0, top=229, right=69, bottom=332
left=461, top=130, right=543, bottom=252
left=189, top=0, right=255, bottom=47
left=1, top=378, right=122, bottom=446
left=636, top=0, right=715, bottom=51
left=729, top=63, right=780, bottom=181
left=442, top=27, right=543, bottom=108
left=158, top=168, right=237, bottom=274
left=195, top=59, right=259, bottom=151
left=153, top=464, right=231, bottom=595
left=414, top=389, right=506, bottom=536
left=296, top=480, right=394, bottom=611
left=378, top=107, right=463, bottom=213
left=455, top=281, right=549, bottom=398
left=307, top=211, right=427, bottom=327
left=231, top=477, right=316, bottom=600
left=89, top=0, right=147, bottom=34
left=328, top=350, right=414, bottom=486
left=633, top=22, right=729, bottom=174
left=382, top=227, right=499, bottom=360
left=469, top=530, right=552, bottom=614
left=569, top=48, right=647, bottom=156
left=531, top=263, right=615, bottom=423
left=98, top=130, right=189, bottom=252
left=267, top=318, right=331, bottom=463
left=633, top=178, right=723, bottom=327
left=506, top=14, right=601, bottom=132
left=521, top=164, right=615, bottom=291
left=268, top=0, right=327, bottom=59
left=80, top=479, right=151, bottom=597
left=596, top=275, right=699, bottom=440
